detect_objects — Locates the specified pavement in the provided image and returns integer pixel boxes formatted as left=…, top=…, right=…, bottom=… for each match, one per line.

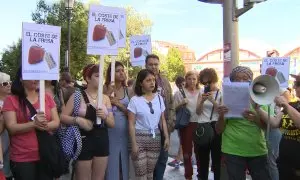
left=164, top=130, right=252, bottom=180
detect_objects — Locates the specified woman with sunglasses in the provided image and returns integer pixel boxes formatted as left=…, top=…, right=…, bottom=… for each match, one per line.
left=2, top=68, right=60, bottom=180
left=104, top=61, right=133, bottom=180
left=128, top=69, right=169, bottom=180
left=255, top=73, right=300, bottom=180
left=61, top=64, right=114, bottom=180
left=0, top=72, right=13, bottom=180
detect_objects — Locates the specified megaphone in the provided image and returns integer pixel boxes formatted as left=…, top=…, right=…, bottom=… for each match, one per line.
left=249, top=75, right=280, bottom=105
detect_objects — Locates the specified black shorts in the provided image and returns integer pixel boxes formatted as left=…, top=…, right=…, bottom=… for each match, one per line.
left=77, top=129, right=109, bottom=160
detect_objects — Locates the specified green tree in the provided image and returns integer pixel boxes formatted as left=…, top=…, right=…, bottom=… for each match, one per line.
left=0, top=0, right=152, bottom=80
left=0, top=40, right=22, bottom=79
left=162, top=48, right=185, bottom=81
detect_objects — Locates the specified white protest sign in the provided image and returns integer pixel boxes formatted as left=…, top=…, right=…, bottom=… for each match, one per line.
left=130, top=35, right=152, bottom=67
left=22, top=22, right=61, bottom=80
left=118, top=8, right=126, bottom=48
left=87, top=5, right=120, bottom=55
left=261, top=57, right=290, bottom=88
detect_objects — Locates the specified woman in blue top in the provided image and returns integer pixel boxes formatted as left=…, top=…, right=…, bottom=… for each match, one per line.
left=104, top=61, right=133, bottom=180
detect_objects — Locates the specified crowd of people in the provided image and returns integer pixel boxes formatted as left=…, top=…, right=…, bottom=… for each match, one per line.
left=0, top=54, right=298, bottom=180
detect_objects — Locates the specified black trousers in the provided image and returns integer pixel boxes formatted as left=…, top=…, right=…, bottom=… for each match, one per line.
left=278, top=163, right=300, bottom=180
left=10, top=161, right=53, bottom=180
left=194, top=122, right=222, bottom=180
left=223, top=154, right=271, bottom=180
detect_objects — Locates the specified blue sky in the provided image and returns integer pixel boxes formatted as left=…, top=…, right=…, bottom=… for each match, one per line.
left=1, top=0, right=300, bottom=58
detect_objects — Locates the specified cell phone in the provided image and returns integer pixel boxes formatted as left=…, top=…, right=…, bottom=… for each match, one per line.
left=204, top=85, right=211, bottom=94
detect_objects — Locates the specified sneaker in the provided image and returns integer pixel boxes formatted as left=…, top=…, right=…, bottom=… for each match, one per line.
left=168, top=160, right=180, bottom=168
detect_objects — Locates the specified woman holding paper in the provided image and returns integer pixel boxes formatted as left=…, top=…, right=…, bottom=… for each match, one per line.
left=61, top=64, right=114, bottom=180
left=254, top=73, right=300, bottom=180
left=2, top=68, right=60, bottom=180
left=216, top=66, right=271, bottom=180
left=174, top=71, right=201, bottom=180
left=104, top=61, right=133, bottom=180
left=128, top=69, right=169, bottom=180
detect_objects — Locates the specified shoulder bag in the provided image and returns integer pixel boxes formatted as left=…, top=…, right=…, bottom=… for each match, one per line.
left=175, top=88, right=191, bottom=129
left=193, top=90, right=219, bottom=146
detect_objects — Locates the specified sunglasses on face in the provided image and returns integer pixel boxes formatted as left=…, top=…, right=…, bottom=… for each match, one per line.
left=1, top=81, right=11, bottom=87
left=147, top=102, right=154, bottom=114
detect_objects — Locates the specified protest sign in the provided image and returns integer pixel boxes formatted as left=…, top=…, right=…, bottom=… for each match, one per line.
left=261, top=57, right=290, bottom=88
left=87, top=5, right=120, bottom=55
left=118, top=8, right=126, bottom=48
left=22, top=22, right=61, bottom=80
left=130, top=35, right=152, bottom=67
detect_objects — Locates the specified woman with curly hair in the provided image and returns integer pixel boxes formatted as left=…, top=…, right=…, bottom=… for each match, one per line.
left=195, top=68, right=222, bottom=180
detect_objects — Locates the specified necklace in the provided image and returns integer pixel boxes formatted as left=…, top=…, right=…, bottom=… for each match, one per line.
left=86, top=91, right=98, bottom=104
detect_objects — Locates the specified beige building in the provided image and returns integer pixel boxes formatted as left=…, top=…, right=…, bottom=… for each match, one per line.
left=152, top=40, right=300, bottom=79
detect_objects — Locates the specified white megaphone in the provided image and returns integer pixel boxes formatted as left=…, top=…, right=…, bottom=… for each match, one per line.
left=249, top=75, right=280, bottom=105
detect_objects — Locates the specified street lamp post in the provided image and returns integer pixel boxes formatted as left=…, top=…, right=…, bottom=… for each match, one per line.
left=198, top=0, right=266, bottom=77
left=65, top=0, right=75, bottom=72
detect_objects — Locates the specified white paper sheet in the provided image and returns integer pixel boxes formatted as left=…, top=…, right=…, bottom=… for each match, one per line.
left=222, top=82, right=250, bottom=118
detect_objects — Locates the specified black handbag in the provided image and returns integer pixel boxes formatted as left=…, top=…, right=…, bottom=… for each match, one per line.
left=175, top=88, right=191, bottom=129
left=24, top=98, right=67, bottom=178
left=193, top=90, right=219, bottom=146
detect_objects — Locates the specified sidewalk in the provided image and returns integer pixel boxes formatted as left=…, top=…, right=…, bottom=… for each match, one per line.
left=164, top=157, right=214, bottom=180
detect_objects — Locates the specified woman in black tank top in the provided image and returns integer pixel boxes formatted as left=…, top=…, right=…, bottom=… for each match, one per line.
left=61, top=64, right=114, bottom=180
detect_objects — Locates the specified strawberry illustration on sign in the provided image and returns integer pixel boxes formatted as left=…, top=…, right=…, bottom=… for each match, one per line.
left=265, top=67, right=277, bottom=77
left=28, top=45, right=45, bottom=64
left=93, top=24, right=107, bottom=41
left=134, top=47, right=149, bottom=58
left=28, top=44, right=56, bottom=69
left=134, top=47, right=142, bottom=58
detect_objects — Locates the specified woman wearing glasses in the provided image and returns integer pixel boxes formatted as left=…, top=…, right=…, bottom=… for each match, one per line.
left=174, top=71, right=201, bottom=180
left=255, top=73, right=300, bottom=180
left=128, top=69, right=169, bottom=180
left=0, top=72, right=13, bottom=180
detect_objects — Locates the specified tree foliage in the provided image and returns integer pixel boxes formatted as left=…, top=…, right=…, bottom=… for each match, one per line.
left=0, top=0, right=152, bottom=80
left=161, top=48, right=185, bottom=82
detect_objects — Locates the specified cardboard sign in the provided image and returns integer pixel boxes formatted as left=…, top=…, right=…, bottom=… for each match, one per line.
left=261, top=57, right=290, bottom=88
left=118, top=8, right=126, bottom=48
left=22, top=22, right=61, bottom=80
left=87, top=5, right=121, bottom=55
left=130, top=35, right=152, bottom=67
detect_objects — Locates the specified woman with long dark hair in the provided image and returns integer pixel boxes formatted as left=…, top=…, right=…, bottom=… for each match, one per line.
left=2, top=68, right=60, bottom=180
left=128, top=69, right=169, bottom=180
left=61, top=64, right=114, bottom=180
left=104, top=61, right=132, bottom=180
